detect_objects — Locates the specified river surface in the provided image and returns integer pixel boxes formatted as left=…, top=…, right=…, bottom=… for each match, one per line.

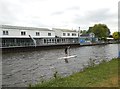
left=2, top=44, right=119, bottom=87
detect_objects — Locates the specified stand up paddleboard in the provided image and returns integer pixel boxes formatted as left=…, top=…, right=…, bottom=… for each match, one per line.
left=58, top=55, right=77, bottom=59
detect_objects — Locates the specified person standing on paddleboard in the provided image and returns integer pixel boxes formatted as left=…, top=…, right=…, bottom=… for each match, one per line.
left=64, top=46, right=70, bottom=63
left=65, top=46, right=70, bottom=57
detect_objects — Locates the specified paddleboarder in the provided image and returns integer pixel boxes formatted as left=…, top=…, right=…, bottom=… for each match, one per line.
left=64, top=46, right=70, bottom=63
left=65, top=46, right=70, bottom=57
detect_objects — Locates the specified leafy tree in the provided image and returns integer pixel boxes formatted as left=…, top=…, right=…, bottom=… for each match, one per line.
left=80, top=30, right=83, bottom=33
left=81, top=30, right=87, bottom=35
left=87, top=27, right=93, bottom=33
left=87, top=24, right=111, bottom=39
left=112, top=32, right=120, bottom=40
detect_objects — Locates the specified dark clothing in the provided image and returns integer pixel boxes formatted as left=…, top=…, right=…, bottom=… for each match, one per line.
left=64, top=46, right=70, bottom=63
left=65, top=48, right=68, bottom=54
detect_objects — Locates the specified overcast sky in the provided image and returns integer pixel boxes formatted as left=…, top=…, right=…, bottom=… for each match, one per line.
left=0, top=0, right=119, bottom=33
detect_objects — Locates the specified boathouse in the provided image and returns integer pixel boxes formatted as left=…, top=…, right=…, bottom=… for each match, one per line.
left=52, top=28, right=79, bottom=44
left=79, top=33, right=98, bottom=45
left=0, top=25, right=55, bottom=47
left=0, top=25, right=80, bottom=48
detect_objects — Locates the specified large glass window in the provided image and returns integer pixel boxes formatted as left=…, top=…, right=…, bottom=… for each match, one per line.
left=36, top=32, right=40, bottom=36
left=3, top=31, right=8, bottom=35
left=44, top=39, right=46, bottom=43
left=63, top=33, right=66, bottom=36
left=21, top=31, right=26, bottom=35
left=72, top=33, right=76, bottom=36
left=48, top=33, right=51, bottom=36
left=67, top=33, right=70, bottom=36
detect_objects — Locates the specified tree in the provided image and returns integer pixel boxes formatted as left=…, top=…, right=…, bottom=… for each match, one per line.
left=81, top=30, right=87, bottom=35
left=87, top=24, right=111, bottom=39
left=87, top=27, right=93, bottom=33
left=112, top=32, right=120, bottom=40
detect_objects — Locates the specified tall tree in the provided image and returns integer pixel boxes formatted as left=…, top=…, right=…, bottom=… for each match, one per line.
left=87, top=24, right=111, bottom=39
left=81, top=30, right=87, bottom=35
left=112, top=32, right=120, bottom=40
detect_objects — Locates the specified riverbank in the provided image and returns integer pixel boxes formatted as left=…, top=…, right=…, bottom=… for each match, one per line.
left=2, top=42, right=112, bottom=53
left=31, top=58, right=119, bottom=87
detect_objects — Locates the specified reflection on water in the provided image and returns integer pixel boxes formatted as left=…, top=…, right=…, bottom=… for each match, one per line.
left=64, top=59, right=69, bottom=63
left=2, top=44, right=119, bottom=87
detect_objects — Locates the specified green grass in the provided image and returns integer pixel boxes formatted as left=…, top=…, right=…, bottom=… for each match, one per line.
left=30, top=58, right=119, bottom=87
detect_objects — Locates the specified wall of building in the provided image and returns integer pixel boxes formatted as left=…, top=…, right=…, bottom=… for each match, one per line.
left=0, top=28, right=20, bottom=38
left=0, top=28, right=55, bottom=38
left=61, top=32, right=78, bottom=38
left=53, top=28, right=78, bottom=38
left=52, top=28, right=62, bottom=37
left=0, top=25, right=79, bottom=48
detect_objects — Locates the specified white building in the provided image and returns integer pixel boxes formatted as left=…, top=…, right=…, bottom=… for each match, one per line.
left=0, top=25, right=56, bottom=47
left=0, top=25, right=79, bottom=47
left=52, top=28, right=78, bottom=38
left=0, top=25, right=55, bottom=38
left=52, top=28, right=79, bottom=43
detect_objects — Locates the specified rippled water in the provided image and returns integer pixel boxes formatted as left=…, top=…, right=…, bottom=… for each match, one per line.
left=2, top=44, right=119, bottom=87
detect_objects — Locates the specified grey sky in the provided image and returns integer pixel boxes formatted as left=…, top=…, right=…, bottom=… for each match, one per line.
left=0, top=0, right=119, bottom=33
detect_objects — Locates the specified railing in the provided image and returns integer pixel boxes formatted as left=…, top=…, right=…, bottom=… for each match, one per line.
left=1, top=38, right=79, bottom=48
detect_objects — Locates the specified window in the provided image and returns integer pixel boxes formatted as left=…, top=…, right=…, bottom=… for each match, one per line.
left=3, top=31, right=8, bottom=35
left=63, top=33, right=66, bottom=36
left=21, top=31, right=26, bottom=35
left=52, top=39, right=54, bottom=43
left=48, top=33, right=51, bottom=36
left=36, top=32, right=40, bottom=36
left=67, top=33, right=70, bottom=36
left=72, top=33, right=76, bottom=36
left=47, top=39, right=50, bottom=43
left=44, top=39, right=46, bottom=43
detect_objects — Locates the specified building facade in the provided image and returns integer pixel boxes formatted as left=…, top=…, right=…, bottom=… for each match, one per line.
left=0, top=25, right=56, bottom=47
left=0, top=25, right=79, bottom=48
left=53, top=28, right=79, bottom=44
left=79, top=33, right=98, bottom=45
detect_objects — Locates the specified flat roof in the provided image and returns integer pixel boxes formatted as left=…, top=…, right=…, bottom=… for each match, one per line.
left=0, top=25, right=52, bottom=31
left=53, top=28, right=78, bottom=32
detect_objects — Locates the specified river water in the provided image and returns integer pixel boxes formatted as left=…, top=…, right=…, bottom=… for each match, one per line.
left=2, top=44, right=119, bottom=87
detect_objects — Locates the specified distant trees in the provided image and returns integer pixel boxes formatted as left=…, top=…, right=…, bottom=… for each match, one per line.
left=112, top=32, right=120, bottom=40
left=80, top=30, right=87, bottom=35
left=79, top=23, right=120, bottom=42
left=87, top=24, right=111, bottom=39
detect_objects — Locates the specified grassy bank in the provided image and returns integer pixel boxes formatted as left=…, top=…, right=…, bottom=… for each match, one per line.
left=31, top=58, right=119, bottom=87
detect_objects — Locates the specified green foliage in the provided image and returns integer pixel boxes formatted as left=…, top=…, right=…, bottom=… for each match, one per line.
left=53, top=71, right=58, bottom=79
left=112, top=32, right=120, bottom=40
left=80, top=30, right=87, bottom=35
left=87, top=24, right=111, bottom=39
left=31, top=58, right=119, bottom=87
